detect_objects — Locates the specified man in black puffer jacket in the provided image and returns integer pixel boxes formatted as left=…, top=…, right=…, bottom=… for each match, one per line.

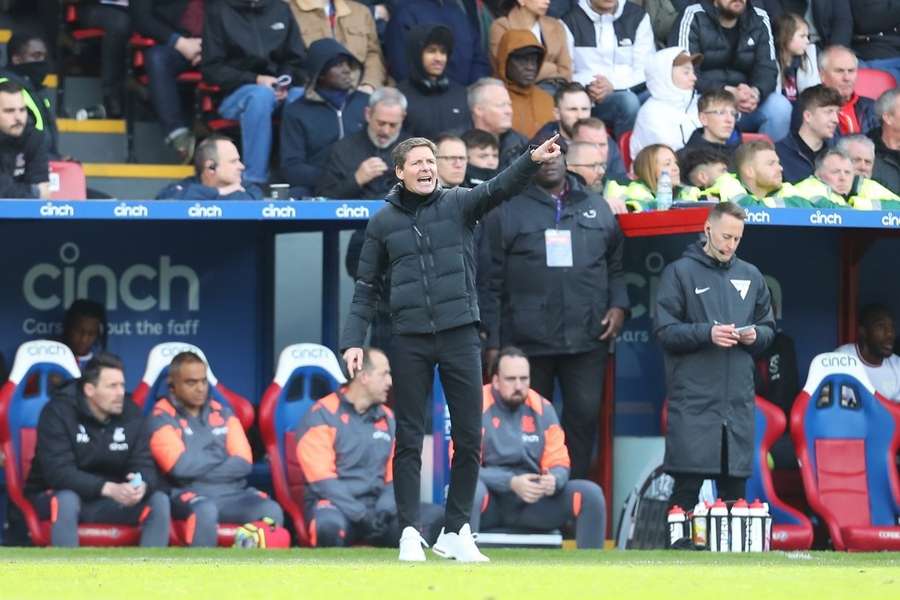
left=670, top=0, right=791, bottom=142
left=398, top=24, right=473, bottom=140
left=340, top=134, right=561, bottom=563
left=849, top=0, right=900, bottom=84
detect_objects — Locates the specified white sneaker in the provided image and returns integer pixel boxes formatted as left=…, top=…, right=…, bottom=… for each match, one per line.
left=432, top=524, right=490, bottom=563
left=399, top=526, right=428, bottom=562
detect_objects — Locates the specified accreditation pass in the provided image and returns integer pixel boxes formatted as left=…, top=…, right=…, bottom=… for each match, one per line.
left=545, top=229, right=573, bottom=267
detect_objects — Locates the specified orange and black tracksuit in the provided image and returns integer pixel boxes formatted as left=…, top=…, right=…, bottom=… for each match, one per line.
left=296, top=390, right=443, bottom=547
left=472, top=385, right=606, bottom=549
left=149, top=397, right=283, bottom=547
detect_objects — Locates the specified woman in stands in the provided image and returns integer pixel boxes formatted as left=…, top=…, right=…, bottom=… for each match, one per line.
left=605, top=144, right=700, bottom=211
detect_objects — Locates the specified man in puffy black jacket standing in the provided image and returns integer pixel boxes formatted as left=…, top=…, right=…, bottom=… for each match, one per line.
left=341, top=134, right=561, bottom=563
left=25, top=353, right=170, bottom=547
left=654, top=202, right=775, bottom=523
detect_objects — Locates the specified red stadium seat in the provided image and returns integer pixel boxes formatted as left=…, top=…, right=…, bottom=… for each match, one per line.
left=0, top=340, right=144, bottom=546
left=619, top=130, right=633, bottom=173
left=855, top=69, right=897, bottom=100
left=746, top=396, right=814, bottom=550
left=790, top=352, right=900, bottom=551
left=741, top=132, right=773, bottom=144
left=258, top=344, right=346, bottom=546
left=131, top=341, right=254, bottom=430
left=196, top=82, right=240, bottom=133
left=48, top=160, right=87, bottom=200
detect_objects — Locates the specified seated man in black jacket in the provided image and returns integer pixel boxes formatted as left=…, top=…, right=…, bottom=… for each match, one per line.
left=202, top=0, right=307, bottom=186
left=398, top=24, right=472, bottom=140
left=156, top=134, right=264, bottom=200
left=680, top=89, right=741, bottom=168
left=0, top=81, right=49, bottom=199
left=25, top=353, right=170, bottom=547
left=315, top=86, right=408, bottom=199
left=0, top=32, right=59, bottom=158
left=280, top=38, right=369, bottom=198
left=671, top=0, right=791, bottom=142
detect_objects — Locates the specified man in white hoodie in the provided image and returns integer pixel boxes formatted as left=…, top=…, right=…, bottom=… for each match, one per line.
left=630, top=48, right=702, bottom=158
left=562, top=0, right=656, bottom=138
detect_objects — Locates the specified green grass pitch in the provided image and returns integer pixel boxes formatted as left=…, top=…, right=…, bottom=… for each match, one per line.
left=1, top=548, right=898, bottom=600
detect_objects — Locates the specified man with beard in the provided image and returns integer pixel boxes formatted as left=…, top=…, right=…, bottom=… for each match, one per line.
left=836, top=304, right=900, bottom=402
left=672, top=0, right=790, bottom=142
left=0, top=80, right=49, bottom=199
left=481, top=140, right=628, bottom=481
left=341, top=133, right=562, bottom=562
left=315, top=87, right=408, bottom=198
left=0, top=32, right=58, bottom=157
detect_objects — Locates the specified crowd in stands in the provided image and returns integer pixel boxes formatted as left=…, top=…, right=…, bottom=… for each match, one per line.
left=0, top=0, right=896, bottom=204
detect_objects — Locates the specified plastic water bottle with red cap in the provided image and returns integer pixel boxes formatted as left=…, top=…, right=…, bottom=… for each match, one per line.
left=730, top=499, right=750, bottom=552
left=709, top=498, right=729, bottom=552
left=667, top=505, right=687, bottom=547
left=748, top=499, right=769, bottom=552
left=691, top=501, right=710, bottom=549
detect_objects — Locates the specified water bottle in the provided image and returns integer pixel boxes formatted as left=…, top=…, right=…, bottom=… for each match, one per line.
left=748, top=499, right=767, bottom=552
left=730, top=498, right=750, bottom=552
left=667, top=505, right=687, bottom=547
left=691, top=501, right=710, bottom=549
left=75, top=104, right=107, bottom=121
left=656, top=169, right=673, bottom=211
left=709, top=498, right=729, bottom=552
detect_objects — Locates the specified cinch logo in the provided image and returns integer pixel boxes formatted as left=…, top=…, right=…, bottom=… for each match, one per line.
left=882, top=212, right=900, bottom=228
left=820, top=355, right=858, bottom=368
left=290, top=346, right=328, bottom=360
left=22, top=242, right=200, bottom=312
left=521, top=434, right=540, bottom=443
left=188, top=203, right=223, bottom=218
left=113, top=203, right=149, bottom=218
left=336, top=203, right=369, bottom=218
left=809, top=210, right=842, bottom=225
left=25, top=341, right=70, bottom=356
left=744, top=210, right=770, bottom=224
left=262, top=203, right=296, bottom=218
left=878, top=531, right=900, bottom=539
left=39, top=202, right=75, bottom=217
left=160, top=344, right=203, bottom=358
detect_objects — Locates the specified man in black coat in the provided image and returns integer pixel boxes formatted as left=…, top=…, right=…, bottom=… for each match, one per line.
left=671, top=0, right=791, bottom=142
left=0, top=80, right=49, bottom=199
left=654, top=202, right=775, bottom=517
left=481, top=150, right=629, bottom=479
left=25, top=353, right=170, bottom=547
left=398, top=25, right=473, bottom=140
left=341, top=134, right=562, bottom=562
left=758, top=0, right=852, bottom=48
left=848, top=0, right=900, bottom=84
left=871, top=88, right=900, bottom=191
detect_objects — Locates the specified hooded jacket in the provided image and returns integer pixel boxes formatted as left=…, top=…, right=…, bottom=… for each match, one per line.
left=670, top=0, right=778, bottom=99
left=0, top=123, right=49, bottom=199
left=340, top=150, right=541, bottom=349
left=25, top=380, right=161, bottom=499
left=654, top=241, right=775, bottom=477
left=630, top=47, right=701, bottom=157
left=384, top=0, right=491, bottom=86
left=280, top=38, right=369, bottom=195
left=287, top=0, right=387, bottom=90
left=497, top=30, right=555, bottom=139
left=201, top=0, right=308, bottom=95
left=481, top=175, right=629, bottom=356
left=397, top=25, right=473, bottom=140
left=489, top=5, right=573, bottom=83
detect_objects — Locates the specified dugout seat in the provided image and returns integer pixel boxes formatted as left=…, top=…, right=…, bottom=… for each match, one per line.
left=258, top=344, right=346, bottom=546
left=746, top=396, right=814, bottom=550
left=0, top=340, right=143, bottom=546
left=131, top=342, right=254, bottom=430
left=790, top=352, right=900, bottom=551
left=49, top=161, right=88, bottom=200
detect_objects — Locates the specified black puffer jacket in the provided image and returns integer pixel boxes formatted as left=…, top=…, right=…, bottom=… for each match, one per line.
left=201, top=0, right=308, bottom=95
left=760, top=0, right=852, bottom=48
left=669, top=0, right=778, bottom=98
left=849, top=0, right=900, bottom=59
left=340, top=151, right=541, bottom=349
left=397, top=25, right=473, bottom=139
left=481, top=176, right=629, bottom=356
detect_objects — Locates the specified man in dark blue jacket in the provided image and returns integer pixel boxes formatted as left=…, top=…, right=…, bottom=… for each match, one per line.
left=280, top=38, right=369, bottom=198
left=25, top=353, right=170, bottom=547
left=202, top=0, right=308, bottom=186
left=384, top=0, right=490, bottom=86
left=775, top=85, right=841, bottom=183
left=156, top=135, right=263, bottom=200
left=819, top=46, right=879, bottom=137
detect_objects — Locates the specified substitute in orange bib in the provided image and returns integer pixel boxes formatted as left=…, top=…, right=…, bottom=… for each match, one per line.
left=149, top=352, right=283, bottom=547
left=296, top=348, right=443, bottom=548
left=470, top=347, right=606, bottom=549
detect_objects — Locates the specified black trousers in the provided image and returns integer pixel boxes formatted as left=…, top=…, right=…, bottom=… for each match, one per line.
left=529, top=346, right=608, bottom=479
left=668, top=426, right=747, bottom=511
left=77, top=4, right=131, bottom=102
left=389, top=323, right=483, bottom=533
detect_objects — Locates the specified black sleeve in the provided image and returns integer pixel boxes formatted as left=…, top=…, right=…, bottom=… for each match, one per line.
left=340, top=220, right=389, bottom=351
left=35, top=404, right=106, bottom=500
left=604, top=211, right=629, bottom=311
left=457, top=151, right=541, bottom=224
left=826, top=0, right=853, bottom=47
left=315, top=144, right=364, bottom=198
left=749, top=14, right=779, bottom=98
left=0, top=174, right=39, bottom=198
left=279, top=107, right=318, bottom=188
left=24, top=130, right=49, bottom=185
left=276, top=13, right=309, bottom=85
left=130, top=0, right=181, bottom=44
left=480, top=210, right=505, bottom=349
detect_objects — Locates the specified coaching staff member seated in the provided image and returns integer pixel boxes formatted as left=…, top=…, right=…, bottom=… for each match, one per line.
left=26, top=352, right=170, bottom=547
left=654, top=201, right=774, bottom=528
left=341, top=133, right=562, bottom=563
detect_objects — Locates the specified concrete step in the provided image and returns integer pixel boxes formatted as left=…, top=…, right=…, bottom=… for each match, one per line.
left=83, top=163, right=193, bottom=199
left=58, top=118, right=185, bottom=164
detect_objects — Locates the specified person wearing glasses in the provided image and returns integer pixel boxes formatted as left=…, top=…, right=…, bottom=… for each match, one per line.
left=435, top=134, right=469, bottom=188
left=681, top=88, right=742, bottom=167
left=566, top=141, right=607, bottom=192
left=630, top=48, right=702, bottom=158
